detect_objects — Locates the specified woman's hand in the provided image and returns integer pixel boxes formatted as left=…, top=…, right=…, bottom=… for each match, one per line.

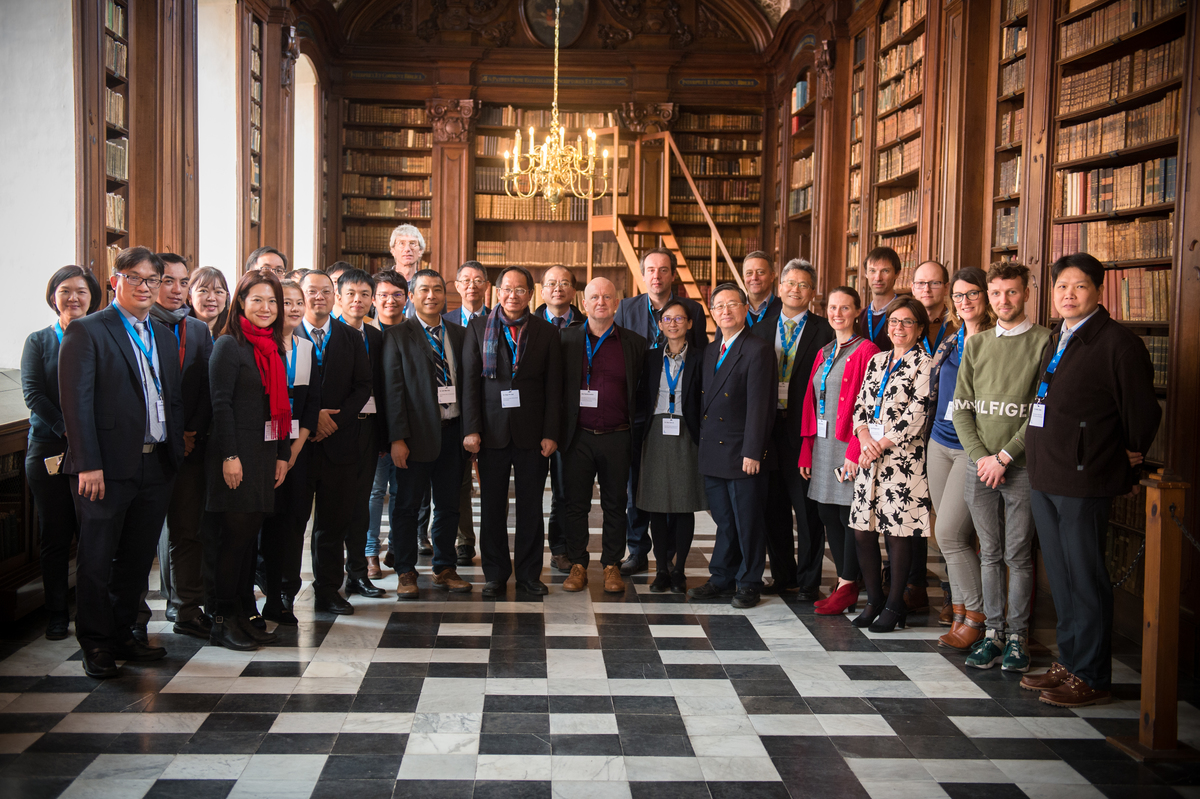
left=841, top=458, right=859, bottom=481
left=857, top=429, right=883, bottom=463
left=223, top=457, right=243, bottom=490
left=274, top=459, right=288, bottom=488
left=288, top=439, right=303, bottom=471
left=799, top=467, right=811, bottom=480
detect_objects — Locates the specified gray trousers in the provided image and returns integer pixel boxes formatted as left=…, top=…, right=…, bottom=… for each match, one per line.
left=963, top=461, right=1034, bottom=636
left=929, top=440, right=980, bottom=612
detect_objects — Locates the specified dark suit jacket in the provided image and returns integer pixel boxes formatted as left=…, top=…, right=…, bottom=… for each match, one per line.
left=22, top=326, right=67, bottom=444
left=443, top=305, right=489, bottom=330
left=359, top=322, right=388, bottom=451
left=163, top=315, right=215, bottom=464
left=746, top=295, right=783, bottom=328
left=58, top=305, right=185, bottom=479
left=634, top=340, right=706, bottom=446
left=295, top=317, right=373, bottom=465
left=383, top=317, right=467, bottom=462
left=287, top=336, right=321, bottom=437
left=559, top=323, right=646, bottom=451
left=462, top=313, right=563, bottom=450
left=750, top=308, right=835, bottom=449
left=615, top=293, right=707, bottom=350
left=534, top=303, right=586, bottom=329
left=698, top=329, right=776, bottom=480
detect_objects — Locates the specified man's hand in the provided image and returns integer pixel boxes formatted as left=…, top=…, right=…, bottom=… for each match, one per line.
left=977, top=452, right=1008, bottom=489
left=314, top=409, right=340, bottom=441
left=1127, top=450, right=1144, bottom=467
left=742, top=457, right=760, bottom=475
left=77, top=469, right=105, bottom=501
left=541, top=439, right=557, bottom=458
left=392, top=440, right=410, bottom=469
left=463, top=433, right=481, bottom=454
left=274, top=459, right=288, bottom=488
left=183, top=430, right=196, bottom=457
left=223, top=457, right=243, bottom=490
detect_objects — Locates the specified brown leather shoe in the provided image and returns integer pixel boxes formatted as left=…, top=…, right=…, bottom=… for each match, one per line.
left=938, top=593, right=954, bottom=626
left=603, top=564, right=625, bottom=594
left=562, top=564, right=588, bottom=592
left=1021, top=661, right=1070, bottom=692
left=396, top=570, right=419, bottom=600
left=366, top=556, right=382, bottom=580
left=938, top=609, right=985, bottom=651
left=433, top=568, right=472, bottom=593
left=1039, top=673, right=1111, bottom=708
left=903, top=584, right=929, bottom=612
left=550, top=553, right=572, bottom=573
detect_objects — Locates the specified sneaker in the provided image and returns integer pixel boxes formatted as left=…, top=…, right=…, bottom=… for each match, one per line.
left=1001, top=634, right=1030, bottom=673
left=964, top=631, right=1004, bottom=670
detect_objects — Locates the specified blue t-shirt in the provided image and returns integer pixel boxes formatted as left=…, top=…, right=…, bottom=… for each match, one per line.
left=930, top=343, right=962, bottom=450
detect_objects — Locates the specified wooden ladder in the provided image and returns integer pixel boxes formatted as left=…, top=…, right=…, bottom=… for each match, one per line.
left=610, top=214, right=714, bottom=335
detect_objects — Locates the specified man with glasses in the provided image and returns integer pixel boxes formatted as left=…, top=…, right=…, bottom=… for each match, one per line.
left=859, top=246, right=902, bottom=350
left=366, top=270, right=406, bottom=577
left=614, top=247, right=706, bottom=575
left=246, top=246, right=288, bottom=278
left=461, top=266, right=562, bottom=598
left=953, top=262, right=1050, bottom=673
left=750, top=259, right=833, bottom=598
left=59, top=247, right=186, bottom=677
left=688, top=283, right=776, bottom=609
left=389, top=224, right=427, bottom=318
left=742, top=251, right=781, bottom=328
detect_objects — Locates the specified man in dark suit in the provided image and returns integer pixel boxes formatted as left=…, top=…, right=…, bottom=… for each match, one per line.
left=461, top=265, right=562, bottom=598
left=443, top=261, right=490, bottom=565
left=751, top=259, right=834, bottom=598
left=334, top=269, right=388, bottom=601
left=534, top=265, right=585, bottom=573
left=295, top=271, right=373, bottom=614
left=613, top=247, right=707, bottom=575
left=384, top=269, right=473, bottom=598
left=688, top=282, right=776, bottom=609
left=59, top=247, right=185, bottom=678
left=558, top=278, right=645, bottom=594
left=742, top=251, right=782, bottom=328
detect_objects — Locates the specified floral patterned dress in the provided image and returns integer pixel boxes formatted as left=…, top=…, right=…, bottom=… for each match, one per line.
left=848, top=346, right=933, bottom=537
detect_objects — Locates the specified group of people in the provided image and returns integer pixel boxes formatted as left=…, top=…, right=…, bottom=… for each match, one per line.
left=23, top=222, right=1159, bottom=710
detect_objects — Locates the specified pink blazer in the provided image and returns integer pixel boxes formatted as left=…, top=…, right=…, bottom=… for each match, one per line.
left=798, top=339, right=881, bottom=468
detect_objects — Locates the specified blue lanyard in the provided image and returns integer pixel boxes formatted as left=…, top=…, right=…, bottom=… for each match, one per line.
left=954, top=326, right=965, bottom=360
left=309, top=324, right=328, bottom=366
left=747, top=294, right=774, bottom=327
left=53, top=322, right=63, bottom=344
left=664, top=351, right=683, bottom=414
left=286, top=336, right=297, bottom=388
left=873, top=353, right=904, bottom=420
left=1036, top=328, right=1077, bottom=401
left=584, top=325, right=614, bottom=389
left=715, top=339, right=734, bottom=372
left=503, top=325, right=521, bottom=375
left=778, top=312, right=805, bottom=365
left=819, top=335, right=860, bottom=415
left=545, top=306, right=572, bottom=325
left=117, top=311, right=161, bottom=393
left=462, top=308, right=481, bottom=327
left=923, top=321, right=948, bottom=355
left=423, top=325, right=450, bottom=383
left=866, top=307, right=887, bottom=341
left=336, top=316, right=368, bottom=354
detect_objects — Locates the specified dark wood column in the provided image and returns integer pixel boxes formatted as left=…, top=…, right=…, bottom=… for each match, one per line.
left=427, top=98, right=477, bottom=283
left=259, top=4, right=298, bottom=257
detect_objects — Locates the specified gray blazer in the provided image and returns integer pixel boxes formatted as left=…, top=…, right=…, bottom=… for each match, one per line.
left=206, top=335, right=291, bottom=513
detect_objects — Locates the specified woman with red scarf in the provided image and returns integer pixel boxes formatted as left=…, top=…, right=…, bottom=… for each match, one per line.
left=206, top=270, right=292, bottom=650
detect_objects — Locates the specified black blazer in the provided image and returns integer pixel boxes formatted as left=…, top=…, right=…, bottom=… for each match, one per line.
left=58, top=305, right=185, bottom=479
left=634, top=340, right=706, bottom=446
left=359, top=322, right=388, bottom=451
left=698, top=329, right=776, bottom=480
left=383, top=317, right=467, bottom=462
left=559, top=323, right=646, bottom=451
left=461, top=313, right=563, bottom=450
left=295, top=317, right=373, bottom=465
left=286, top=334, right=322, bottom=437
left=750, top=308, right=835, bottom=447
left=534, top=303, right=586, bottom=329
left=22, top=325, right=67, bottom=445
left=615, top=293, right=708, bottom=350
left=443, top=305, right=489, bottom=330
left=176, top=316, right=214, bottom=436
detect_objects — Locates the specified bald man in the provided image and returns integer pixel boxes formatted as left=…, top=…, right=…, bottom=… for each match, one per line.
left=558, top=279, right=646, bottom=594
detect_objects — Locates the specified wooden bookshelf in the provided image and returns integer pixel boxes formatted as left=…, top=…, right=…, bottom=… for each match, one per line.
left=102, top=0, right=130, bottom=277
left=336, top=101, right=433, bottom=273
left=986, top=0, right=1029, bottom=264
left=786, top=70, right=817, bottom=264
left=844, top=32, right=868, bottom=290
left=246, top=15, right=263, bottom=245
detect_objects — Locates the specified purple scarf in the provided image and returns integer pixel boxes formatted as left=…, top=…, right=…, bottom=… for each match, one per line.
left=482, top=306, right=529, bottom=378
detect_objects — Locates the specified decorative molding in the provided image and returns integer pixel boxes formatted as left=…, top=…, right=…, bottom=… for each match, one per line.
left=698, top=4, right=734, bottom=39
left=282, top=25, right=301, bottom=87
left=370, top=0, right=414, bottom=30
left=618, top=102, right=675, bottom=133
left=816, top=38, right=834, bottom=100
left=598, top=22, right=635, bottom=48
left=426, top=98, right=478, bottom=143
left=416, top=0, right=516, bottom=43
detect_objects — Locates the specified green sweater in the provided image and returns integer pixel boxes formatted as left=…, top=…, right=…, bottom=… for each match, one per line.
left=952, top=322, right=1051, bottom=467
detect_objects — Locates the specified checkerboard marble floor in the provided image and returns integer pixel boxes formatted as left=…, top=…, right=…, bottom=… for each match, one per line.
left=2, top=492, right=1199, bottom=799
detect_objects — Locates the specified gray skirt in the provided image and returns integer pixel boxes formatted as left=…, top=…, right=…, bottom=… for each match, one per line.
left=636, top=414, right=708, bottom=513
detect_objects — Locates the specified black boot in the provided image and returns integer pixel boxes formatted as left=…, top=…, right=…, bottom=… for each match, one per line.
left=238, top=614, right=278, bottom=645
left=210, top=615, right=257, bottom=650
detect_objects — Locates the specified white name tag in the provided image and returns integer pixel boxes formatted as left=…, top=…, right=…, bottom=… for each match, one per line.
left=437, top=385, right=457, bottom=404
left=944, top=402, right=954, bottom=422
left=868, top=422, right=885, bottom=441
left=1029, top=403, right=1045, bottom=428
left=662, top=417, right=681, bottom=436
left=501, top=389, right=521, bottom=408
left=361, top=395, right=377, bottom=414
left=265, top=419, right=300, bottom=441
left=580, top=390, right=599, bottom=408
left=817, top=419, right=829, bottom=438
left=777, top=382, right=789, bottom=401
left=155, top=400, right=166, bottom=422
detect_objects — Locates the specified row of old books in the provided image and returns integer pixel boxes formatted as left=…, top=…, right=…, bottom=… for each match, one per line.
left=1055, top=90, right=1180, bottom=162
left=677, top=113, right=760, bottom=131
left=849, top=169, right=862, bottom=202
left=876, top=138, right=921, bottom=182
left=875, top=188, right=919, bottom=232
left=1103, top=266, right=1172, bottom=322
left=105, top=35, right=127, bottom=78
left=344, top=255, right=393, bottom=273
left=878, top=33, right=924, bottom=83
left=851, top=142, right=863, bottom=168
left=105, top=87, right=125, bottom=129
left=341, top=174, right=430, bottom=197
left=676, top=134, right=761, bottom=153
left=848, top=203, right=861, bottom=234
left=1051, top=213, right=1173, bottom=262
left=1058, top=37, right=1184, bottom=115
left=678, top=235, right=760, bottom=260
left=474, top=241, right=620, bottom=268
left=669, top=177, right=761, bottom=202
left=342, top=152, right=432, bottom=174
left=105, top=0, right=127, bottom=37
left=1052, top=156, right=1177, bottom=216
left=880, top=0, right=926, bottom=48
left=249, top=195, right=260, bottom=225
left=347, top=104, right=428, bottom=126
left=789, top=187, right=813, bottom=216
left=1003, top=0, right=1028, bottom=20
left=790, top=154, right=814, bottom=189
left=998, top=106, right=1025, bottom=147
left=105, top=137, right=129, bottom=181
left=342, top=225, right=430, bottom=252
left=341, top=198, right=431, bottom=220
left=475, top=194, right=588, bottom=221
left=994, top=207, right=1019, bottom=248
left=343, top=128, right=432, bottom=149
left=1139, top=335, right=1169, bottom=389
left=879, top=233, right=918, bottom=290
left=105, top=192, right=125, bottom=232
left=791, top=75, right=810, bottom=112
left=877, top=105, right=922, bottom=147
left=877, top=66, right=923, bottom=116
left=999, top=57, right=1025, bottom=96
left=670, top=204, right=761, bottom=224
left=476, top=106, right=616, bottom=130
left=1111, top=490, right=1148, bottom=531
left=1060, top=0, right=1180, bottom=60
left=997, top=155, right=1021, bottom=196
left=677, top=155, right=761, bottom=177
left=476, top=135, right=515, bottom=157
left=1001, top=24, right=1027, bottom=59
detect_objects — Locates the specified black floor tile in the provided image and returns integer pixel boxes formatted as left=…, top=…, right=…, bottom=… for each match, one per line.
left=932, top=698, right=1011, bottom=717
left=611, top=695, right=679, bottom=714
left=542, top=636, right=602, bottom=649
left=427, top=662, right=490, bottom=679
left=144, top=780, right=237, bottom=799
left=1044, top=739, right=1125, bottom=760
left=0, top=752, right=97, bottom=778
left=941, top=783, right=1030, bottom=799
left=239, top=661, right=306, bottom=678
left=486, top=662, right=547, bottom=678
left=619, top=733, right=695, bottom=757
left=366, top=663, right=429, bottom=678
left=0, top=714, right=67, bottom=733
left=1067, top=759, right=1167, bottom=786
left=759, top=735, right=841, bottom=759
left=881, top=713, right=965, bottom=737
left=654, top=638, right=715, bottom=651
left=970, top=737, right=1062, bottom=760
left=663, top=664, right=728, bottom=680
left=72, top=691, right=156, bottom=713
left=902, top=735, right=987, bottom=759
left=392, top=780, right=474, bottom=798
left=721, top=664, right=789, bottom=681
left=471, top=781, right=552, bottom=799
left=548, top=733, right=623, bottom=756
left=840, top=665, right=909, bottom=681
left=143, top=693, right=223, bottom=713
left=309, top=779, right=395, bottom=799
left=179, top=732, right=265, bottom=754
left=615, top=713, right=688, bottom=735
left=739, top=696, right=811, bottom=715
left=211, top=693, right=289, bottom=713
left=349, top=694, right=420, bottom=713
left=25, top=677, right=99, bottom=693
left=478, top=732, right=553, bottom=755
left=481, top=712, right=549, bottom=733
left=25, top=733, right=117, bottom=753
left=256, top=733, right=338, bottom=754
left=106, top=733, right=192, bottom=754
left=358, top=677, right=425, bottom=694
left=0, top=777, right=77, bottom=799
left=606, top=662, right=669, bottom=679
left=829, top=735, right=912, bottom=759
left=803, top=697, right=876, bottom=714
left=730, top=678, right=799, bottom=697
left=867, top=697, right=940, bottom=716
left=318, top=754, right=403, bottom=781
left=281, top=694, right=355, bottom=713
left=707, top=783, right=791, bottom=799
left=332, top=733, right=408, bottom=754
left=196, top=712, right=277, bottom=733
left=628, top=782, right=710, bottom=799
left=548, top=695, right=614, bottom=714
left=1092, top=787, right=1185, bottom=799
left=483, top=694, right=549, bottom=713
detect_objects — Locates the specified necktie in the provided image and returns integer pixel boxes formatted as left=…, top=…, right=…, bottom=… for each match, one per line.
left=554, top=316, right=566, bottom=330
left=135, top=321, right=164, bottom=441
left=313, top=327, right=325, bottom=350
left=780, top=319, right=797, bottom=378
left=430, top=326, right=450, bottom=404
left=719, top=342, right=726, bottom=360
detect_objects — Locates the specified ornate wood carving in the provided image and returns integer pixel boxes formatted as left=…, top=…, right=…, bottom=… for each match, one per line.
left=282, top=25, right=301, bottom=87
left=370, top=0, right=414, bottom=30
left=427, top=98, right=478, bottom=143
left=698, top=4, right=733, bottom=38
left=598, top=22, right=635, bottom=48
left=416, top=0, right=515, bottom=43
left=815, top=38, right=834, bottom=100
left=618, top=102, right=675, bottom=133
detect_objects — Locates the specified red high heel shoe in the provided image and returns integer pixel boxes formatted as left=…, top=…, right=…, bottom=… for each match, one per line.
left=815, top=581, right=860, bottom=616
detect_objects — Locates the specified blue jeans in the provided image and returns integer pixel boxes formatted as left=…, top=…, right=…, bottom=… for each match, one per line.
left=367, top=454, right=398, bottom=557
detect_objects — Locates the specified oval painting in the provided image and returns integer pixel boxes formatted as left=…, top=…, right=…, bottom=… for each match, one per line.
left=521, top=0, right=589, bottom=49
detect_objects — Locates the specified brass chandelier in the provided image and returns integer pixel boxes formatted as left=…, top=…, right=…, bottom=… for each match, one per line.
left=502, top=0, right=608, bottom=207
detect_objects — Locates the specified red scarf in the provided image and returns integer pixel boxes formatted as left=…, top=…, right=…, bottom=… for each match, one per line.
left=240, top=317, right=291, bottom=441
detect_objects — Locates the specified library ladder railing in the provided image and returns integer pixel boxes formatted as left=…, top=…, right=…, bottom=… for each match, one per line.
left=587, top=128, right=749, bottom=338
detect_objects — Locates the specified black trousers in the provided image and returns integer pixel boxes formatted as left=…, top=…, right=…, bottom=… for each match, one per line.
left=27, top=438, right=77, bottom=620
left=563, top=430, right=631, bottom=568
left=704, top=472, right=769, bottom=591
left=302, top=442, right=360, bottom=597
left=455, top=462, right=476, bottom=548
left=70, top=447, right=174, bottom=653
left=1031, top=490, right=1114, bottom=690
left=818, top=502, right=859, bottom=582
left=765, top=423, right=825, bottom=592
left=215, top=511, right=265, bottom=616
left=649, top=513, right=695, bottom=576
left=345, top=417, right=379, bottom=582
left=260, top=447, right=309, bottom=601
left=546, top=450, right=568, bottom=555
left=165, top=455, right=207, bottom=622
left=478, top=443, right=548, bottom=583
left=624, top=432, right=652, bottom=559
left=394, top=419, right=464, bottom=575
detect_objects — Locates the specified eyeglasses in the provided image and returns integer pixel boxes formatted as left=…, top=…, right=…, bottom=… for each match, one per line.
left=305, top=289, right=333, bottom=299
left=951, top=289, right=983, bottom=302
left=458, top=278, right=488, bottom=287
left=543, top=280, right=574, bottom=289
left=888, top=318, right=919, bottom=329
left=711, top=302, right=745, bottom=312
left=116, top=273, right=163, bottom=290
left=782, top=280, right=813, bottom=291
left=660, top=315, right=688, bottom=325
left=497, top=287, right=529, bottom=297
left=912, top=280, right=945, bottom=290
left=393, top=240, right=423, bottom=252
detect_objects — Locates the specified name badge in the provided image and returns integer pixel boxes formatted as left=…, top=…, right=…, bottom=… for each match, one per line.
left=155, top=400, right=166, bottom=422
left=868, top=422, right=885, bottom=441
left=777, top=382, right=789, bottom=401
left=662, top=417, right=681, bottom=436
left=1029, top=403, right=1045, bottom=428
left=437, top=385, right=457, bottom=404
left=361, top=395, right=377, bottom=414
left=580, top=390, right=599, bottom=408
left=817, top=419, right=829, bottom=438
left=501, top=389, right=521, bottom=408
left=944, top=402, right=954, bottom=422
left=265, top=420, right=301, bottom=441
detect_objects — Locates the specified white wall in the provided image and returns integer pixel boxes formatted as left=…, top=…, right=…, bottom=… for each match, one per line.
left=0, top=1, right=77, bottom=368
left=292, top=55, right=319, bottom=271
left=198, top=0, right=239, bottom=284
